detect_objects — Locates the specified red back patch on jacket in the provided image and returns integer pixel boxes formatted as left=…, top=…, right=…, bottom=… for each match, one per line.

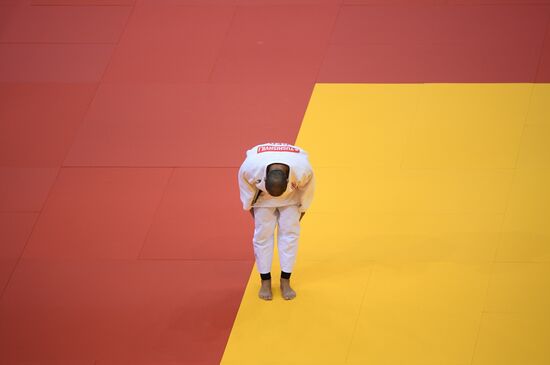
left=257, top=145, right=300, bottom=153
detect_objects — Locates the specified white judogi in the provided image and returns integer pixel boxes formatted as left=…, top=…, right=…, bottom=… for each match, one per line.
left=238, top=143, right=315, bottom=274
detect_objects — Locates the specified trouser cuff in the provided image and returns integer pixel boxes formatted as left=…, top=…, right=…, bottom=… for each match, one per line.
left=281, top=271, right=291, bottom=279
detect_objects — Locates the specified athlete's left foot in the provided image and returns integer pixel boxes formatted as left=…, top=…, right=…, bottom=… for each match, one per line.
left=280, top=278, right=296, bottom=300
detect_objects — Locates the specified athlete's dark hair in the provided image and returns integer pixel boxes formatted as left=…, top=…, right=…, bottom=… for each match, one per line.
left=266, top=169, right=287, bottom=197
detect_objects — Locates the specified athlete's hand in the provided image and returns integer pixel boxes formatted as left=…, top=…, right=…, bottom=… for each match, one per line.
left=300, top=212, right=305, bottom=221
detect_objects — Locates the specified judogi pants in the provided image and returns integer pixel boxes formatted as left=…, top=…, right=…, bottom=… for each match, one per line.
left=253, top=205, right=301, bottom=274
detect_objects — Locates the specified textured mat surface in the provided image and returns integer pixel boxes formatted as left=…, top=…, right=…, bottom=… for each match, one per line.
left=222, top=84, right=550, bottom=365
left=1, top=1, right=549, bottom=364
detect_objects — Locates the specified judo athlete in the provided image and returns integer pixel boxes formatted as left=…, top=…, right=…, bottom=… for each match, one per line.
left=238, top=143, right=315, bottom=300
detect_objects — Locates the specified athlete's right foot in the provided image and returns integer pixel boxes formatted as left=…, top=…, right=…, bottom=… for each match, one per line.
left=259, top=279, right=273, bottom=300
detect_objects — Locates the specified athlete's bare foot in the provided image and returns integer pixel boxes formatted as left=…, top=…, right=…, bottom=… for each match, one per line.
left=280, top=278, right=296, bottom=300
left=259, top=279, right=272, bottom=300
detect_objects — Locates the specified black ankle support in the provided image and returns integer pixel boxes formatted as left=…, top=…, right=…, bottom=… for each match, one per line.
left=281, top=271, right=291, bottom=279
left=260, top=272, right=271, bottom=281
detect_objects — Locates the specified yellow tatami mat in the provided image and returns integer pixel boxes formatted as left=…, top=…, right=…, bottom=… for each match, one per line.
left=222, top=84, right=550, bottom=365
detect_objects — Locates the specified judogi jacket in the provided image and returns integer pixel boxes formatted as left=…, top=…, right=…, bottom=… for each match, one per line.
left=238, top=143, right=315, bottom=213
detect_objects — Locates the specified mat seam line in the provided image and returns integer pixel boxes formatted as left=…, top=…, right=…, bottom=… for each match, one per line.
left=467, top=82, right=536, bottom=365
left=343, top=266, right=373, bottom=364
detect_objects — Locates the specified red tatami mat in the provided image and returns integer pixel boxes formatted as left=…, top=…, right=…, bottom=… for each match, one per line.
left=320, top=4, right=550, bottom=82
left=64, top=82, right=312, bottom=166
left=221, top=3, right=337, bottom=48
left=0, top=83, right=97, bottom=167
left=21, top=168, right=172, bottom=260
left=0, top=168, right=58, bottom=212
left=538, top=25, right=550, bottom=82
left=0, top=44, right=114, bottom=82
left=103, top=3, right=234, bottom=83
left=331, top=5, right=548, bottom=45
left=0, top=259, right=251, bottom=363
left=0, top=5, right=131, bottom=43
left=209, top=5, right=338, bottom=83
left=0, top=212, right=38, bottom=295
left=139, top=168, right=252, bottom=260
left=31, top=0, right=135, bottom=5
left=319, top=41, right=543, bottom=83
left=319, top=43, right=434, bottom=83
